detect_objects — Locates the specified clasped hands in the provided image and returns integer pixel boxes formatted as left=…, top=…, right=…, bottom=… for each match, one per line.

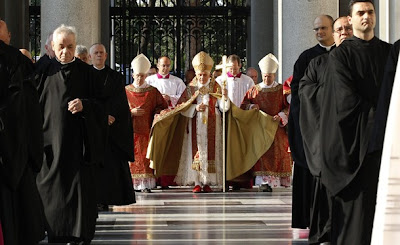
left=196, top=103, right=208, bottom=112
left=131, top=107, right=145, bottom=116
left=68, top=98, right=83, bottom=114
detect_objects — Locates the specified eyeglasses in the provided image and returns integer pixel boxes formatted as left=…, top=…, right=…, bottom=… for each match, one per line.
left=334, top=26, right=353, bottom=34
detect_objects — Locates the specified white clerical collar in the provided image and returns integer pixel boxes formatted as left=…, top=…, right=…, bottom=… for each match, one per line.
left=198, top=79, right=211, bottom=88
left=133, top=81, right=148, bottom=88
left=259, top=81, right=278, bottom=88
left=56, top=57, right=76, bottom=65
left=319, top=43, right=335, bottom=51
left=93, top=65, right=105, bottom=70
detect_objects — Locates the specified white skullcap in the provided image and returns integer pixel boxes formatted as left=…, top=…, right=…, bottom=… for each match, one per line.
left=192, top=51, right=214, bottom=73
left=131, top=54, right=151, bottom=74
left=258, top=53, right=279, bottom=74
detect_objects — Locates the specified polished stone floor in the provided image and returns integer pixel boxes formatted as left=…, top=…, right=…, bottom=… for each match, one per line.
left=43, top=187, right=309, bottom=244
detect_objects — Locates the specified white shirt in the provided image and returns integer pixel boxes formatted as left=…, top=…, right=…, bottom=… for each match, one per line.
left=146, top=73, right=186, bottom=107
left=216, top=73, right=255, bottom=107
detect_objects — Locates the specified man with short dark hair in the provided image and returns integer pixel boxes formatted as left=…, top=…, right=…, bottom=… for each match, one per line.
left=320, top=1, right=392, bottom=243
left=288, top=14, right=335, bottom=230
left=89, top=43, right=135, bottom=210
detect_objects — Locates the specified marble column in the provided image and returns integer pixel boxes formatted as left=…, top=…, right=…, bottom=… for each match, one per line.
left=280, top=0, right=338, bottom=82
left=41, top=0, right=101, bottom=56
left=247, top=0, right=274, bottom=83
left=1, top=0, right=30, bottom=48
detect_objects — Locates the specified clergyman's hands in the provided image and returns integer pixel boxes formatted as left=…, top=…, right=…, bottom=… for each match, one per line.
left=131, top=107, right=145, bottom=116
left=108, top=115, right=115, bottom=125
left=196, top=103, right=208, bottom=112
left=68, top=98, right=83, bottom=114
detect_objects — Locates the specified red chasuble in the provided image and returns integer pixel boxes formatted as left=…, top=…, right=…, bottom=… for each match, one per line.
left=241, top=84, right=292, bottom=181
left=125, top=85, right=168, bottom=188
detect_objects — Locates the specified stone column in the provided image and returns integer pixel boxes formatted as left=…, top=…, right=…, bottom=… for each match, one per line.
left=248, top=0, right=274, bottom=83
left=41, top=0, right=101, bottom=56
left=280, top=0, right=338, bottom=82
left=389, top=0, right=400, bottom=42
left=1, top=0, right=30, bottom=48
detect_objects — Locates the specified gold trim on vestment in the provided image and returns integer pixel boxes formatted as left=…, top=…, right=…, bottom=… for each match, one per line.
left=253, top=171, right=292, bottom=177
left=126, top=84, right=155, bottom=93
left=131, top=173, right=155, bottom=178
left=255, top=84, right=283, bottom=93
left=283, top=89, right=291, bottom=95
left=191, top=160, right=216, bottom=173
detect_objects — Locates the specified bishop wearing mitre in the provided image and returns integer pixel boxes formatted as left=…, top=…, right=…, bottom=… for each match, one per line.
left=241, top=54, right=292, bottom=191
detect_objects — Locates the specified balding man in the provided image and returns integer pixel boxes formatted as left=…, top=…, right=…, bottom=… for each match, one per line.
left=35, top=25, right=105, bottom=244
left=299, top=16, right=353, bottom=244
left=0, top=19, right=45, bottom=245
left=0, top=20, right=10, bottom=45
left=89, top=43, right=135, bottom=210
left=145, top=56, right=186, bottom=188
left=246, top=67, right=259, bottom=84
left=288, top=14, right=335, bottom=230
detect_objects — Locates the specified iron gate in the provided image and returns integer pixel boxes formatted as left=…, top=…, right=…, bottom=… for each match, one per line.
left=111, top=0, right=249, bottom=82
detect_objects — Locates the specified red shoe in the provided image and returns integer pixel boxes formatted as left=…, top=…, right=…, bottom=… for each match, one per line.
left=203, top=185, right=213, bottom=193
left=192, top=185, right=201, bottom=193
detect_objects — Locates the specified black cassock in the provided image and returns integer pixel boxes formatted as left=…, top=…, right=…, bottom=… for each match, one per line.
left=288, top=44, right=334, bottom=228
left=0, top=40, right=45, bottom=244
left=320, top=36, right=391, bottom=245
left=35, top=58, right=106, bottom=243
left=94, top=65, right=135, bottom=205
left=299, top=53, right=332, bottom=244
left=369, top=39, right=400, bottom=153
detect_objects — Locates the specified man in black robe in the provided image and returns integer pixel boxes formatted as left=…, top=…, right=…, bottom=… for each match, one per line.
left=89, top=43, right=135, bottom=210
left=35, top=32, right=55, bottom=74
left=368, top=40, right=400, bottom=153
left=299, top=16, right=353, bottom=244
left=0, top=20, right=45, bottom=245
left=288, top=14, right=335, bottom=229
left=319, top=1, right=392, bottom=244
left=35, top=24, right=105, bottom=244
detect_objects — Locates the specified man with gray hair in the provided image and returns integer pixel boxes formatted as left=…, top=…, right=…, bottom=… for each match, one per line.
left=89, top=43, right=135, bottom=210
left=35, top=32, right=55, bottom=73
left=35, top=24, right=105, bottom=244
left=75, top=44, right=89, bottom=64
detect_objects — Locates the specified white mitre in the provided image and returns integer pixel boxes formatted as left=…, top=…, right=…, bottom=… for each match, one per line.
left=131, top=54, right=151, bottom=74
left=192, top=51, right=214, bottom=73
left=258, top=53, right=279, bottom=74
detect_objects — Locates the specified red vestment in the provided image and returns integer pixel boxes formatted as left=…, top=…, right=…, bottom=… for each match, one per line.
left=125, top=85, right=168, bottom=190
left=241, top=84, right=292, bottom=187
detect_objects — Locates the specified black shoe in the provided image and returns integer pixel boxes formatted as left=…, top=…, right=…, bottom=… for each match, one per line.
left=258, top=184, right=272, bottom=192
left=141, top=188, right=152, bottom=193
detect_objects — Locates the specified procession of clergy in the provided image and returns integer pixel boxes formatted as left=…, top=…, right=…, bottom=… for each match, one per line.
left=1, top=0, right=399, bottom=244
